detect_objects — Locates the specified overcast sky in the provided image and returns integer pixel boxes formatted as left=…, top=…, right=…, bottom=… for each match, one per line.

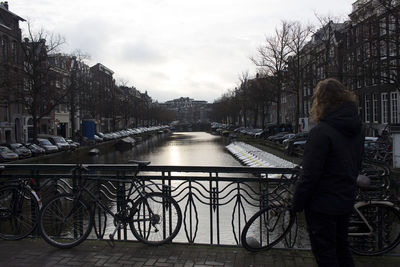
left=12, top=0, right=355, bottom=103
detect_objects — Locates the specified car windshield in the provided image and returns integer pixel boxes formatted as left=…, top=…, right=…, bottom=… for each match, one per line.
left=53, top=137, right=67, bottom=143
left=0, top=146, right=12, bottom=152
left=10, top=143, right=22, bottom=148
left=39, top=140, right=52, bottom=145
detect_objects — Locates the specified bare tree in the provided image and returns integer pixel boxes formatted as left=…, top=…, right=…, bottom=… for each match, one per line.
left=247, top=75, right=278, bottom=129
left=287, top=21, right=313, bottom=132
left=375, top=0, right=400, bottom=88
left=237, top=71, right=251, bottom=127
left=18, top=22, right=66, bottom=141
left=68, top=50, right=91, bottom=140
left=251, top=21, right=292, bottom=125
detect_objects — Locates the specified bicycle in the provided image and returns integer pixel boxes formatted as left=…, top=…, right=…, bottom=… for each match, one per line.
left=0, top=176, right=41, bottom=240
left=38, top=160, right=182, bottom=248
left=348, top=163, right=400, bottom=256
left=240, top=171, right=298, bottom=252
left=241, top=163, right=400, bottom=255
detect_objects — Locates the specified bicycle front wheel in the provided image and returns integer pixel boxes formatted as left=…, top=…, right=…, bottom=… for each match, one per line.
left=349, top=203, right=400, bottom=256
left=39, top=194, right=93, bottom=248
left=0, top=186, right=40, bottom=240
left=241, top=206, right=295, bottom=252
left=130, top=192, right=182, bottom=245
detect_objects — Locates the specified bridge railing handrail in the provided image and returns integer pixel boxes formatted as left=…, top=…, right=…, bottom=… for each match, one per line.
left=0, top=163, right=301, bottom=247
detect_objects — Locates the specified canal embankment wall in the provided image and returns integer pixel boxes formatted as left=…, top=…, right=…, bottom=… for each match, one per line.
left=13, top=131, right=169, bottom=164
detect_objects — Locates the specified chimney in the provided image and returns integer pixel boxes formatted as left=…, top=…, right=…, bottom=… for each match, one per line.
left=3, top=2, right=9, bottom=10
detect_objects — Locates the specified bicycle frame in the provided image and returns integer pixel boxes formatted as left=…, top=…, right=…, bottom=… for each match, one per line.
left=72, top=176, right=150, bottom=221
left=349, top=200, right=397, bottom=237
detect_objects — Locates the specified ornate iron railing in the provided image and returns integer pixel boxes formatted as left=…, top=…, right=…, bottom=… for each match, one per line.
left=0, top=164, right=301, bottom=247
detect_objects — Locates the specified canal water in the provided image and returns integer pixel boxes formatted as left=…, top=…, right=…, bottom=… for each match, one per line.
left=32, top=131, right=310, bottom=247
left=86, top=131, right=243, bottom=166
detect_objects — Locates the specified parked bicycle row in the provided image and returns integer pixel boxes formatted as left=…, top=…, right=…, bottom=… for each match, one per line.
left=241, top=160, right=400, bottom=256
left=0, top=125, right=170, bottom=163
left=0, top=162, right=181, bottom=248
left=0, top=160, right=399, bottom=256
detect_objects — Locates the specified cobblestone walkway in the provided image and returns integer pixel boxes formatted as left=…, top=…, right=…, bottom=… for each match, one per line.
left=0, top=239, right=399, bottom=267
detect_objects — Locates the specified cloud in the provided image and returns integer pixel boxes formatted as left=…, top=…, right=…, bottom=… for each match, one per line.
left=12, top=0, right=355, bottom=103
left=59, top=18, right=116, bottom=60
left=116, top=41, right=167, bottom=64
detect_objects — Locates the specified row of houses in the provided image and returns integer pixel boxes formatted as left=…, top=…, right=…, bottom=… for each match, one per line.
left=161, top=97, right=211, bottom=125
left=271, top=0, right=400, bottom=135
left=0, top=2, right=155, bottom=144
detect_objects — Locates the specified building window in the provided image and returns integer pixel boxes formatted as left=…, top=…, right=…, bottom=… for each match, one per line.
left=357, top=66, right=362, bottom=88
left=389, top=42, right=396, bottom=57
left=1, top=37, right=7, bottom=59
left=0, top=104, right=9, bottom=122
left=382, top=93, right=388, bottom=124
left=372, top=62, right=378, bottom=85
left=365, top=95, right=371, bottom=123
left=372, top=93, right=379, bottom=123
left=390, top=60, right=397, bottom=83
left=391, top=92, right=399, bottom=123
left=389, top=15, right=396, bottom=35
left=380, top=40, right=387, bottom=58
left=381, top=69, right=388, bottom=82
left=356, top=47, right=361, bottom=61
left=363, top=42, right=370, bottom=59
left=11, top=41, right=17, bottom=63
left=380, top=18, right=387, bottom=36
left=371, top=41, right=378, bottom=57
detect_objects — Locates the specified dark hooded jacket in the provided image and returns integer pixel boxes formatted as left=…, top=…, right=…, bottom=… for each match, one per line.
left=292, top=101, right=364, bottom=214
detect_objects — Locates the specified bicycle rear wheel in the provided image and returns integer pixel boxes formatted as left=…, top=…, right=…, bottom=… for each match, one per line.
left=241, top=206, right=295, bottom=252
left=130, top=192, right=182, bottom=245
left=0, top=186, right=40, bottom=240
left=39, top=194, right=93, bottom=248
left=349, top=203, right=400, bottom=256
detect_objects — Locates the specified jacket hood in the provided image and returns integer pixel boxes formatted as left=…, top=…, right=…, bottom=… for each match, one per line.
left=321, top=101, right=362, bottom=137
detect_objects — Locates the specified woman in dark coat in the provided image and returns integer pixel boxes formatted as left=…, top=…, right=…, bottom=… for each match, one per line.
left=292, top=78, right=364, bottom=267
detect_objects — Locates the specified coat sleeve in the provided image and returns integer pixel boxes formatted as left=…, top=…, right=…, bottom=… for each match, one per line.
left=292, top=126, right=330, bottom=212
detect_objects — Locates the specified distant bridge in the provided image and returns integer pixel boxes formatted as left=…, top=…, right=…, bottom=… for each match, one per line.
left=172, top=122, right=211, bottom=132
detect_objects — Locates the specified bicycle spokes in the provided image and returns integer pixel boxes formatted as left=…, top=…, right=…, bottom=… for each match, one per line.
left=349, top=204, right=400, bottom=255
left=130, top=193, right=182, bottom=245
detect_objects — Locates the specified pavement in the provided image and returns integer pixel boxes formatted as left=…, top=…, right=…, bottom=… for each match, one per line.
left=0, top=239, right=400, bottom=267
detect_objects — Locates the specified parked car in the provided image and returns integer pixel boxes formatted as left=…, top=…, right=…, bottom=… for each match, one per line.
left=283, top=132, right=309, bottom=146
left=26, top=143, right=46, bottom=156
left=96, top=132, right=105, bottom=139
left=292, top=140, right=307, bottom=149
left=0, top=146, right=19, bottom=162
left=248, top=129, right=264, bottom=138
left=283, top=132, right=309, bottom=156
left=7, top=143, right=32, bottom=159
left=37, top=138, right=59, bottom=154
left=66, top=139, right=80, bottom=150
left=364, top=139, right=392, bottom=163
left=94, top=134, right=103, bottom=143
left=365, top=136, right=378, bottom=142
left=48, top=136, right=70, bottom=151
left=274, top=133, right=295, bottom=144
left=267, top=132, right=289, bottom=143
